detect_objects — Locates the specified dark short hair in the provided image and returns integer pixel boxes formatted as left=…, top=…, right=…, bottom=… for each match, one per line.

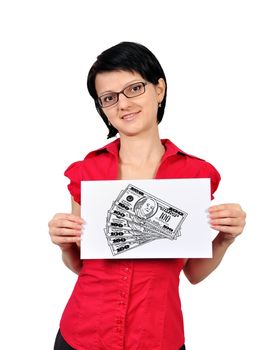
left=87, top=41, right=167, bottom=139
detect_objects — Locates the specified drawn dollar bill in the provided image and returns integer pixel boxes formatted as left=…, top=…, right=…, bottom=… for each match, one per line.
left=105, top=184, right=188, bottom=255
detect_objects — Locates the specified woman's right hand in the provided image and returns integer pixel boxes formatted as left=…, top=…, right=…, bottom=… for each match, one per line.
left=48, top=213, right=84, bottom=251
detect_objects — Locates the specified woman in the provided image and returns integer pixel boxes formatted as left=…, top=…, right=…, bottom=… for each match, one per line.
left=49, top=42, right=246, bottom=350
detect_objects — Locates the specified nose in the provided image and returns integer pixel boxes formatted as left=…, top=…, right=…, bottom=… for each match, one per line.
left=117, top=92, right=131, bottom=109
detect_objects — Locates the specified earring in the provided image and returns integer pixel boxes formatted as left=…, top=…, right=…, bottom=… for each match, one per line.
left=108, top=120, right=111, bottom=127
left=158, top=103, right=162, bottom=108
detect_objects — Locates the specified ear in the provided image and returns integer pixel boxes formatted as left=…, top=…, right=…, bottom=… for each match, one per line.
left=156, top=78, right=166, bottom=103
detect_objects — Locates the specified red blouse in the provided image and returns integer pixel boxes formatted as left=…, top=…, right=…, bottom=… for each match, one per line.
left=60, top=138, right=220, bottom=350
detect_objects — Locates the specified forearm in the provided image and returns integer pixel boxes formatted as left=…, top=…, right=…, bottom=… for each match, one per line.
left=61, top=244, right=82, bottom=275
left=183, top=232, right=235, bottom=284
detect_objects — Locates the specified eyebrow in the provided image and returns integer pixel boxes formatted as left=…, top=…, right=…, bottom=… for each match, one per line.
left=98, top=79, right=144, bottom=96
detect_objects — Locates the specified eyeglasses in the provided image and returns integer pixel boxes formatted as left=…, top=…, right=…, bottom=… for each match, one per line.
left=97, top=81, right=148, bottom=108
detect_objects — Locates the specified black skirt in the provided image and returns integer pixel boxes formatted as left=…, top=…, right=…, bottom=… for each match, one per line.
left=54, top=329, right=186, bottom=350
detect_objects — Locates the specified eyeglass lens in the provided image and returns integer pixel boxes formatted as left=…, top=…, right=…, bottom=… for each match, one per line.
left=98, top=82, right=146, bottom=108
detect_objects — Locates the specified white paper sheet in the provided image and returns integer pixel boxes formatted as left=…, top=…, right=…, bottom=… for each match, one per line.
left=81, top=178, right=212, bottom=259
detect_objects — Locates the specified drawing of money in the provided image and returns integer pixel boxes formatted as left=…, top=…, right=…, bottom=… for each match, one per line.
left=104, top=184, right=188, bottom=255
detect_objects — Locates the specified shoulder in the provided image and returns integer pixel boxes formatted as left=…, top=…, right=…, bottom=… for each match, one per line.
left=165, top=139, right=219, bottom=173
left=181, top=151, right=220, bottom=178
left=64, top=138, right=120, bottom=180
left=80, top=138, right=119, bottom=161
left=164, top=139, right=221, bottom=197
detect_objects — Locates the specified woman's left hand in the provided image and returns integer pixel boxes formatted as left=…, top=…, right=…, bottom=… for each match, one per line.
left=209, top=203, right=246, bottom=243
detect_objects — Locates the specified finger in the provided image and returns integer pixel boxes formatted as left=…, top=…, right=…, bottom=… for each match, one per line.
left=209, top=217, right=241, bottom=226
left=210, top=224, right=243, bottom=235
left=50, top=227, right=82, bottom=237
left=49, top=219, right=83, bottom=231
left=55, top=220, right=83, bottom=230
left=52, top=235, right=81, bottom=245
left=209, top=204, right=241, bottom=213
left=52, top=213, right=85, bottom=224
left=209, top=208, right=241, bottom=219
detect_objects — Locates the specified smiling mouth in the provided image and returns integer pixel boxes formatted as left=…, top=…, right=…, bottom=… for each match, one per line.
left=121, top=111, right=140, bottom=121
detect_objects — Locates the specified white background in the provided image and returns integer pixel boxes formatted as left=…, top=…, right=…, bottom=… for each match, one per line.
left=0, top=1, right=271, bottom=349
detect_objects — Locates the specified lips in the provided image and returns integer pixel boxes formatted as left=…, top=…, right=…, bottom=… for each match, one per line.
left=121, top=111, right=140, bottom=121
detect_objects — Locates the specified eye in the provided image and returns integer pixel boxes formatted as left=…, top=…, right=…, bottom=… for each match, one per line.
left=102, top=94, right=114, bottom=103
left=99, top=93, right=117, bottom=107
left=126, top=82, right=144, bottom=96
left=131, top=83, right=143, bottom=92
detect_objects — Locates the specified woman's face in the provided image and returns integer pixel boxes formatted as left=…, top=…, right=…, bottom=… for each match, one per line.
left=95, top=70, right=165, bottom=137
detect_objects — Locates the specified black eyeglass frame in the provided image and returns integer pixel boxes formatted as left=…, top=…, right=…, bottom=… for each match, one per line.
left=97, top=81, right=148, bottom=108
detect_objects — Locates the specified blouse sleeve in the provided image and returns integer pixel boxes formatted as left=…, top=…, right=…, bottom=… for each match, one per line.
left=208, top=163, right=221, bottom=200
left=64, top=161, right=83, bottom=205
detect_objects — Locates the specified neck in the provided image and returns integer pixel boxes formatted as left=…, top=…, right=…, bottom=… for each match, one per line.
left=119, top=129, right=165, bottom=166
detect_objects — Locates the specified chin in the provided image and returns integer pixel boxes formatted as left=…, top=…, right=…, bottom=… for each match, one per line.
left=118, top=126, right=144, bottom=137
left=118, top=123, right=154, bottom=138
